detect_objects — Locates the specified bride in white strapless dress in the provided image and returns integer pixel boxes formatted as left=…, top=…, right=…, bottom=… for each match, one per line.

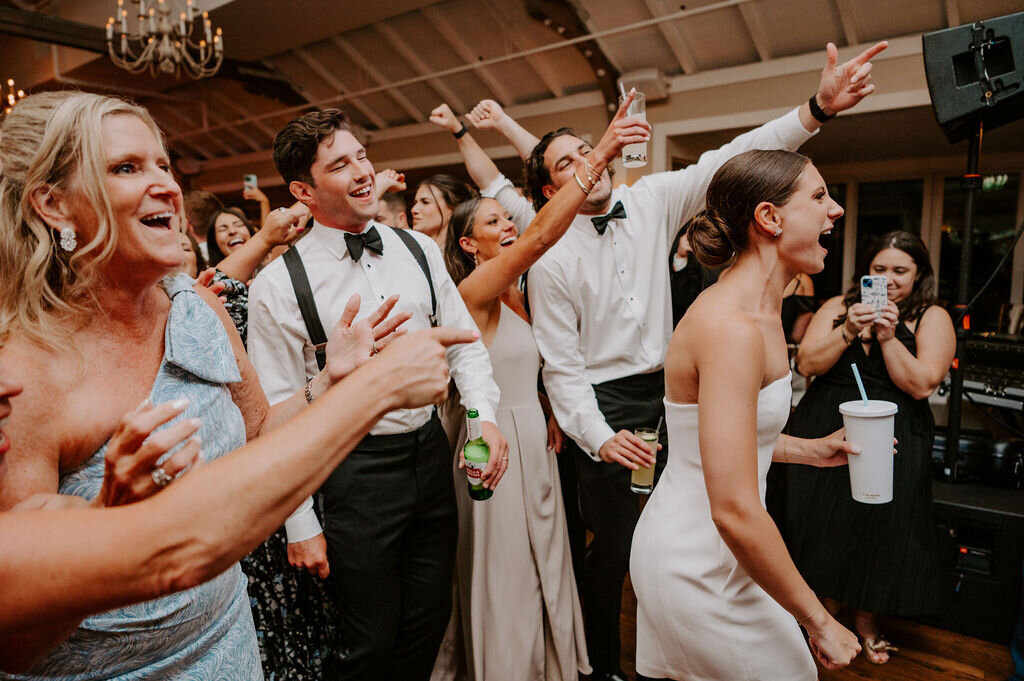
left=631, top=150, right=863, bottom=680
left=632, top=375, right=819, bottom=679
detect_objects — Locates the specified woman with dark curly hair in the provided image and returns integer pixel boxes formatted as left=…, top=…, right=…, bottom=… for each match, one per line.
left=786, top=230, right=955, bottom=664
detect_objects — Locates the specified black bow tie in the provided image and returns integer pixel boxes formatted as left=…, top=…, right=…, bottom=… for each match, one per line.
left=591, top=200, right=627, bottom=235
left=344, top=226, right=384, bottom=261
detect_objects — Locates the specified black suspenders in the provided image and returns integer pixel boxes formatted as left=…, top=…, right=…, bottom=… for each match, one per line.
left=283, top=226, right=437, bottom=371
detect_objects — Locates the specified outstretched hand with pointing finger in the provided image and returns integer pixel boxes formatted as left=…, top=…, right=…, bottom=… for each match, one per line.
left=815, top=41, right=888, bottom=116
left=378, top=326, right=480, bottom=409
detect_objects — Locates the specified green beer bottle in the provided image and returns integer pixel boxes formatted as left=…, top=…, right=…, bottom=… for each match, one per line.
left=464, top=409, right=492, bottom=501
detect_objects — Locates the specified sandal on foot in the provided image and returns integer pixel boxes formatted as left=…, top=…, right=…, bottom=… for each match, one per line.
left=862, top=635, right=898, bottom=664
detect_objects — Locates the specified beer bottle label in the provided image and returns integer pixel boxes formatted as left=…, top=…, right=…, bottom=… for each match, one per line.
left=465, top=458, right=486, bottom=487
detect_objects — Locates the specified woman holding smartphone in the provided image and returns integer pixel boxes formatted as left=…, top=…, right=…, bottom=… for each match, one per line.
left=787, top=230, right=955, bottom=663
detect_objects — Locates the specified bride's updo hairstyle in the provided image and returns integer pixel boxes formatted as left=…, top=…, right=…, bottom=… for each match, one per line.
left=687, top=149, right=810, bottom=268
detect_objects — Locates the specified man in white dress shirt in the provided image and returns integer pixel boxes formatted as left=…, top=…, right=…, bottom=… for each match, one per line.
left=516, top=43, right=887, bottom=681
left=247, top=108, right=508, bottom=681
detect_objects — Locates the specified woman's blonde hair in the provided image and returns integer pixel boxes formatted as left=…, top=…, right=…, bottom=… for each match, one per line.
left=0, top=90, right=165, bottom=350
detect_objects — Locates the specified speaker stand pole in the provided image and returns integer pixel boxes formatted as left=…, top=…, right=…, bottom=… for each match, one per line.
left=944, top=119, right=983, bottom=482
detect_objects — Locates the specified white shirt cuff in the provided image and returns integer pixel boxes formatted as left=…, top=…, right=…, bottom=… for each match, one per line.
left=582, top=421, right=617, bottom=462
left=284, top=496, right=322, bottom=543
left=479, top=173, right=510, bottom=198
left=474, top=406, right=498, bottom=427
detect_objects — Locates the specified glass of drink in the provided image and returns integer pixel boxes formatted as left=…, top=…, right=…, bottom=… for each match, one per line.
left=619, top=90, right=647, bottom=168
left=631, top=427, right=657, bottom=494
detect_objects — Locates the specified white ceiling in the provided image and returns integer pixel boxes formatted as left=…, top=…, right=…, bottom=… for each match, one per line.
left=5, top=0, right=1024, bottom=164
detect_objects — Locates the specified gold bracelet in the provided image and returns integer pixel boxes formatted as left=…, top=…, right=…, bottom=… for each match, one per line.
left=573, top=172, right=591, bottom=195
left=797, top=608, right=820, bottom=626
left=304, top=376, right=316, bottom=404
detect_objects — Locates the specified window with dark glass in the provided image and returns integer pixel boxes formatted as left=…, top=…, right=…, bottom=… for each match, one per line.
left=939, top=173, right=1020, bottom=332
left=855, top=180, right=925, bottom=266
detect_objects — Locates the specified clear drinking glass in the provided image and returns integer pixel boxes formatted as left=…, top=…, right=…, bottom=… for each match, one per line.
left=619, top=90, right=647, bottom=168
left=631, top=427, right=657, bottom=494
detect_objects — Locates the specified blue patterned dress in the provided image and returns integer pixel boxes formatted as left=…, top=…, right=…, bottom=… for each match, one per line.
left=4, top=274, right=263, bottom=681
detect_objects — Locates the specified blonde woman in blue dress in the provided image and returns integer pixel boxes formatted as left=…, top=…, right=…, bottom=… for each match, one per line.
left=631, top=149, right=863, bottom=680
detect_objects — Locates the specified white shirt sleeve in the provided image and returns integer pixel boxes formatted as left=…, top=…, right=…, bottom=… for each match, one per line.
left=480, top=173, right=537, bottom=235
left=528, top=259, right=613, bottom=460
left=640, top=106, right=817, bottom=247
left=420, top=236, right=501, bottom=424
left=247, top=270, right=323, bottom=543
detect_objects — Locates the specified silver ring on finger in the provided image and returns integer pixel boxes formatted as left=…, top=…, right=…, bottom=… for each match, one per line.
left=371, top=341, right=378, bottom=356
left=151, top=466, right=173, bottom=488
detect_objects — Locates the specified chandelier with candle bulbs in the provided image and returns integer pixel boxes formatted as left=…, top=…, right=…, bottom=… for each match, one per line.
left=106, top=0, right=223, bottom=79
left=3, top=79, right=26, bottom=115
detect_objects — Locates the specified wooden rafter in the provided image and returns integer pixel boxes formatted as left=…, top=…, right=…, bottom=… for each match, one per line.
left=374, top=22, right=467, bottom=112
left=834, top=0, right=863, bottom=47
left=292, top=46, right=388, bottom=130
left=480, top=0, right=563, bottom=97
left=420, top=5, right=514, bottom=107
left=738, top=2, right=772, bottom=62
left=329, top=36, right=426, bottom=123
left=644, top=0, right=698, bottom=75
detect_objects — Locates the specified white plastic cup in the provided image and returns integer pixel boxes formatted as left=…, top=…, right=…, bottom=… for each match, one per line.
left=618, top=91, right=647, bottom=168
left=839, top=400, right=897, bottom=504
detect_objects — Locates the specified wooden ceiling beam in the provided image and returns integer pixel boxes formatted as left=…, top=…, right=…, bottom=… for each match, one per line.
left=738, top=3, right=773, bottom=61
left=292, top=46, right=389, bottom=129
left=374, top=22, right=467, bottom=113
left=944, top=0, right=961, bottom=28
left=206, top=90, right=278, bottom=143
left=644, top=0, right=698, bottom=75
left=481, top=0, right=563, bottom=97
left=833, top=0, right=863, bottom=47
left=329, top=36, right=426, bottom=123
left=525, top=0, right=621, bottom=119
left=420, top=6, right=514, bottom=107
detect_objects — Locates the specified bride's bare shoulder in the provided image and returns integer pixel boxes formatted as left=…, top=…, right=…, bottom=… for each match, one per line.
left=680, top=289, right=758, bottom=338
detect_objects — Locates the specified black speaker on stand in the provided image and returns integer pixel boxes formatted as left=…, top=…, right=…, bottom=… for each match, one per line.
left=923, top=12, right=1024, bottom=481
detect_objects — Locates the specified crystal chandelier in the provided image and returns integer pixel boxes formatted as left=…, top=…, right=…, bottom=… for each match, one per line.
left=105, top=0, right=224, bottom=79
left=3, top=79, right=26, bottom=115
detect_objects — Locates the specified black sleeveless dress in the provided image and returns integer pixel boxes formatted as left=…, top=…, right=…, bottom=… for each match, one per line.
left=783, top=318, right=941, bottom=616
left=781, top=294, right=816, bottom=343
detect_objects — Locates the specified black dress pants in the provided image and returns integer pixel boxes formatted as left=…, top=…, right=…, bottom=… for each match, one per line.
left=572, top=371, right=668, bottom=674
left=321, top=414, right=457, bottom=681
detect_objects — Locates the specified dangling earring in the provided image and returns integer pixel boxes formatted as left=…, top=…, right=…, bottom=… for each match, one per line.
left=59, top=226, right=77, bottom=251
left=473, top=253, right=479, bottom=266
